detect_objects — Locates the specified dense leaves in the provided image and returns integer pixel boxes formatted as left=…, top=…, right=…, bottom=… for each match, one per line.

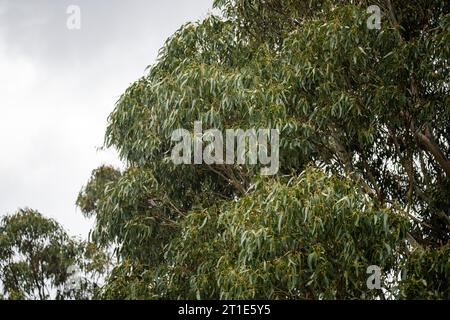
left=159, top=168, right=409, bottom=299
left=77, top=0, right=450, bottom=299
left=400, top=243, right=450, bottom=299
left=0, top=209, right=109, bottom=300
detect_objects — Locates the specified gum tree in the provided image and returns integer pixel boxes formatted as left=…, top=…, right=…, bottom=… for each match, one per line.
left=79, top=0, right=449, bottom=299
left=0, top=209, right=108, bottom=300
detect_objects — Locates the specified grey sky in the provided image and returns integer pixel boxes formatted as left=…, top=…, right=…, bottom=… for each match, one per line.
left=0, top=0, right=213, bottom=237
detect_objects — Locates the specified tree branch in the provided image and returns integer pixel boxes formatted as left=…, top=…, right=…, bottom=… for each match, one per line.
left=415, top=126, right=450, bottom=179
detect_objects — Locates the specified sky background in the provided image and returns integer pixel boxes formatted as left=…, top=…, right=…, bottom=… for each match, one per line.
left=0, top=0, right=213, bottom=237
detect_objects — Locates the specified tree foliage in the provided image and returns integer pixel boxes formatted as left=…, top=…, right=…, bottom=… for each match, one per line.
left=156, top=168, right=409, bottom=299
left=77, top=0, right=449, bottom=299
left=0, top=209, right=109, bottom=300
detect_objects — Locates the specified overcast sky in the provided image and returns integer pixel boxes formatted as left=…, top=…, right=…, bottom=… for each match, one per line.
left=0, top=0, right=213, bottom=237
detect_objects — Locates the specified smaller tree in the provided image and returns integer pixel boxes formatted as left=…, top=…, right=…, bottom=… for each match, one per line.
left=0, top=209, right=108, bottom=300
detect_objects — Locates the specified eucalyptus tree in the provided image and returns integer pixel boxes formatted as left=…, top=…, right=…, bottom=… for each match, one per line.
left=79, top=0, right=449, bottom=299
left=0, top=209, right=108, bottom=300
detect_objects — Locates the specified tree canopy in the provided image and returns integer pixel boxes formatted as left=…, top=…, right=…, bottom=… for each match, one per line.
left=0, top=209, right=109, bottom=300
left=76, top=0, right=449, bottom=299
